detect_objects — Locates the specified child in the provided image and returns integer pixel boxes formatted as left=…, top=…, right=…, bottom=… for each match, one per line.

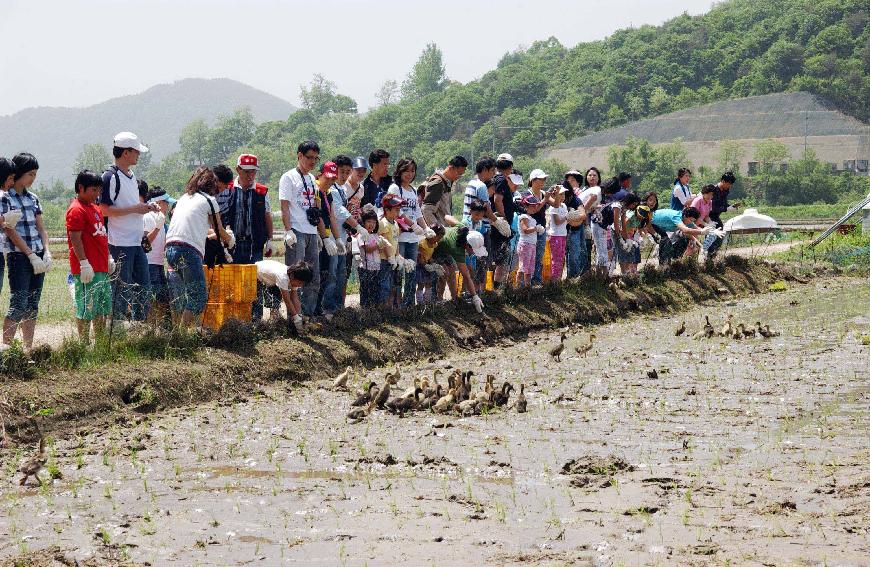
left=144, top=187, right=174, bottom=329
left=416, top=223, right=446, bottom=304
left=1, top=153, right=51, bottom=350
left=515, top=195, right=542, bottom=288
left=378, top=194, right=404, bottom=306
left=0, top=157, right=21, bottom=296
left=66, top=170, right=112, bottom=341
left=255, top=260, right=314, bottom=334
left=461, top=200, right=487, bottom=288
left=357, top=210, right=384, bottom=308
left=547, top=187, right=568, bottom=281
left=432, top=226, right=486, bottom=312
left=612, top=193, right=642, bottom=275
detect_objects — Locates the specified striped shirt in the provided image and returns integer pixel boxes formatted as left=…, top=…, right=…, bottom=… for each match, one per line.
left=0, top=188, right=43, bottom=253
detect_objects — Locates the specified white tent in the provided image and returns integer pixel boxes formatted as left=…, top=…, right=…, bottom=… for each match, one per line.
left=723, top=208, right=779, bottom=234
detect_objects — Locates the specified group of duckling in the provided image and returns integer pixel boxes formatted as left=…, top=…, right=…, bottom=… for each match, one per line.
left=335, top=366, right=527, bottom=422
left=548, top=333, right=595, bottom=362
left=677, top=314, right=781, bottom=341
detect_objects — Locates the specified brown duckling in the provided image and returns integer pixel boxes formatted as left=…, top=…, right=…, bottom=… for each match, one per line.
left=549, top=333, right=567, bottom=362
left=401, top=377, right=421, bottom=400
left=762, top=324, right=780, bottom=337
left=491, top=382, right=514, bottom=407
left=351, top=382, right=378, bottom=406
left=720, top=313, right=734, bottom=338
left=516, top=384, right=527, bottom=413
left=387, top=388, right=423, bottom=417
left=674, top=321, right=686, bottom=336
left=418, top=384, right=443, bottom=410
left=18, top=437, right=47, bottom=486
left=433, top=388, right=457, bottom=413
left=347, top=396, right=378, bottom=421
left=731, top=323, right=745, bottom=340
left=476, top=375, right=495, bottom=403
left=374, top=379, right=392, bottom=409
left=574, top=334, right=595, bottom=357
left=456, top=399, right=481, bottom=417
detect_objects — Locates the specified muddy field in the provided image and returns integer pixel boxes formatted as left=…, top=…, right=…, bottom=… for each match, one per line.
left=1, top=275, right=868, bottom=566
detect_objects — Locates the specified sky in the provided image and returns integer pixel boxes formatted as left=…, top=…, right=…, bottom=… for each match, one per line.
left=0, top=0, right=718, bottom=117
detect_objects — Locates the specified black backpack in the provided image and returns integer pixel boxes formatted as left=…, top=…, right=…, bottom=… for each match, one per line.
left=100, top=165, right=123, bottom=226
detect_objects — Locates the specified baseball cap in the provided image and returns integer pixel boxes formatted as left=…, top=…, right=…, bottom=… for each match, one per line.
left=352, top=156, right=369, bottom=170
left=237, top=154, right=259, bottom=170
left=520, top=194, right=541, bottom=207
left=558, top=185, right=571, bottom=193
left=508, top=173, right=524, bottom=186
left=321, top=161, right=338, bottom=179
left=113, top=132, right=149, bottom=153
left=529, top=169, right=548, bottom=181
left=497, top=153, right=514, bottom=163
left=466, top=230, right=488, bottom=258
left=381, top=194, right=406, bottom=208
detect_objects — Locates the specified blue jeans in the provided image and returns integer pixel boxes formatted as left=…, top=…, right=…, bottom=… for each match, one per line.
left=531, top=232, right=547, bottom=285
left=233, top=240, right=266, bottom=320
left=6, top=251, right=45, bottom=322
left=703, top=233, right=724, bottom=256
left=321, top=252, right=347, bottom=314
left=149, top=264, right=169, bottom=304
left=378, top=263, right=393, bottom=304
left=398, top=241, right=418, bottom=307
left=0, top=252, right=5, bottom=294
left=566, top=229, right=588, bottom=278
left=109, top=244, right=151, bottom=321
left=166, top=243, right=207, bottom=315
left=285, top=230, right=320, bottom=317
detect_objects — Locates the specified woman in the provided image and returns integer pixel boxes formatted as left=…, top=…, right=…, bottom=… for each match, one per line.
left=579, top=167, right=605, bottom=275
left=387, top=158, right=426, bottom=307
left=670, top=168, right=692, bottom=211
left=165, top=167, right=234, bottom=328
left=563, top=170, right=588, bottom=278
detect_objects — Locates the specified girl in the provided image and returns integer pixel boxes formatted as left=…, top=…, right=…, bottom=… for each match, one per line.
left=579, top=167, right=602, bottom=274
left=547, top=187, right=569, bottom=281
left=378, top=194, right=403, bottom=306
left=165, top=166, right=234, bottom=328
left=611, top=193, right=642, bottom=275
left=0, top=157, right=20, bottom=295
left=387, top=158, right=426, bottom=307
left=356, top=210, right=383, bottom=307
left=515, top=195, right=542, bottom=288
left=670, top=168, right=692, bottom=211
left=416, top=224, right=445, bottom=304
left=1, top=153, right=51, bottom=350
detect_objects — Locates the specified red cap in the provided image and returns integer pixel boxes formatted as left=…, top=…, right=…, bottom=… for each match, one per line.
left=237, top=154, right=259, bottom=170
left=321, top=161, right=338, bottom=179
left=381, top=194, right=406, bottom=208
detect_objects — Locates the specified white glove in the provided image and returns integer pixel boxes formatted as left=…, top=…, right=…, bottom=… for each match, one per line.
left=224, top=228, right=236, bottom=249
left=79, top=259, right=95, bottom=284
left=403, top=258, right=415, bottom=273
left=432, top=264, right=446, bottom=277
left=377, top=236, right=392, bottom=249
left=423, top=263, right=437, bottom=273
left=701, top=225, right=715, bottom=235
left=42, top=249, right=53, bottom=270
left=472, top=295, right=484, bottom=313
left=493, top=218, right=511, bottom=237
left=2, top=209, right=22, bottom=228
left=393, top=255, right=405, bottom=270
left=28, top=253, right=48, bottom=274
left=387, top=255, right=399, bottom=268
left=264, top=240, right=274, bottom=257
left=424, top=227, right=436, bottom=239
left=355, top=225, right=369, bottom=238
left=536, top=225, right=545, bottom=234
left=292, top=314, right=304, bottom=332
left=284, top=231, right=297, bottom=249
left=335, top=238, right=347, bottom=255
left=317, top=237, right=323, bottom=253
left=323, top=236, right=338, bottom=256
left=155, top=211, right=166, bottom=226
left=108, top=256, right=116, bottom=275
left=727, top=204, right=738, bottom=212
left=411, top=223, right=425, bottom=236
left=712, top=229, right=726, bottom=239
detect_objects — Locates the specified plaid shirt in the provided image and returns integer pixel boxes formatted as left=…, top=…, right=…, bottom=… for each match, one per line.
left=0, top=189, right=44, bottom=253
left=216, top=181, right=271, bottom=240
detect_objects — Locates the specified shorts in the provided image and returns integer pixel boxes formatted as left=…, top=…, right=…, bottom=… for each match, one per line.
left=74, top=272, right=112, bottom=320
left=517, top=240, right=536, bottom=274
left=415, top=265, right=434, bottom=286
left=433, top=250, right=456, bottom=267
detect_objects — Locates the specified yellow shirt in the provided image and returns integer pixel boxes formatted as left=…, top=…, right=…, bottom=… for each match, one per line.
left=378, top=217, right=399, bottom=260
left=418, top=238, right=436, bottom=263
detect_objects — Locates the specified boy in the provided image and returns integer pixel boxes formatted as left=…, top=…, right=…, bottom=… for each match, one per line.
left=433, top=226, right=486, bottom=312
left=378, top=194, right=405, bottom=305
left=67, top=170, right=112, bottom=341
left=417, top=224, right=446, bottom=304
left=255, top=260, right=314, bottom=334
left=144, top=187, right=174, bottom=329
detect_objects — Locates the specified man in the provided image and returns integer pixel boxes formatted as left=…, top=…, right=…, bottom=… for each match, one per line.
left=651, top=206, right=715, bottom=264
left=420, top=155, right=468, bottom=228
left=710, top=171, right=738, bottom=229
left=313, top=160, right=346, bottom=319
left=463, top=157, right=501, bottom=287
left=361, top=149, right=392, bottom=207
left=217, top=153, right=274, bottom=319
left=100, top=132, right=156, bottom=322
left=279, top=141, right=338, bottom=317
left=490, top=153, right=519, bottom=288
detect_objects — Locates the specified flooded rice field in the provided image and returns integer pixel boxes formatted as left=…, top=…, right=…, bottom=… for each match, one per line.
left=2, top=277, right=868, bottom=566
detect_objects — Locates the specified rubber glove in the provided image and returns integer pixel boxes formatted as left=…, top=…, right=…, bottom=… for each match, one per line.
left=264, top=241, right=273, bottom=257
left=79, top=259, right=95, bottom=284
left=323, top=236, right=338, bottom=256
left=27, top=253, right=48, bottom=274
left=108, top=256, right=116, bottom=275
left=472, top=295, right=484, bottom=313
left=424, top=227, right=436, bottom=239
left=355, top=225, right=369, bottom=238
left=43, top=248, right=53, bottom=270
left=536, top=225, right=546, bottom=234
left=335, top=238, right=347, bottom=255
left=493, top=218, right=511, bottom=237
left=701, top=225, right=715, bottom=235
left=2, top=209, right=22, bottom=228
left=224, top=228, right=236, bottom=249
left=284, top=231, right=297, bottom=249
left=411, top=223, right=425, bottom=236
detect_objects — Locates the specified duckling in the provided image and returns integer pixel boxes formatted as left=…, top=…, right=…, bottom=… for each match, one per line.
left=351, top=381, right=378, bottom=406
left=374, top=379, right=392, bottom=409
left=387, top=388, right=423, bottom=417
left=332, top=366, right=353, bottom=390
left=420, top=376, right=431, bottom=395
left=731, top=323, right=745, bottom=340
left=692, top=316, right=715, bottom=340
left=761, top=324, right=779, bottom=338
left=18, top=437, right=47, bottom=486
left=574, top=334, right=595, bottom=357
left=549, top=333, right=567, bottom=362
left=456, top=371, right=473, bottom=402
left=674, top=321, right=686, bottom=336
left=347, top=396, right=378, bottom=421
left=433, top=388, right=457, bottom=413
left=741, top=325, right=757, bottom=339
left=516, top=384, right=527, bottom=413
left=720, top=314, right=734, bottom=338
left=419, top=384, right=443, bottom=410
left=456, top=399, right=481, bottom=417
left=401, top=378, right=421, bottom=400
left=384, top=363, right=401, bottom=385
left=492, top=382, right=514, bottom=407
left=476, top=375, right=495, bottom=403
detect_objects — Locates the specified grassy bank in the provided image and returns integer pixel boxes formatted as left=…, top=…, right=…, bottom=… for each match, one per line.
left=0, top=257, right=802, bottom=442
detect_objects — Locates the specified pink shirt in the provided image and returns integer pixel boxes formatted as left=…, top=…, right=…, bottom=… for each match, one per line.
left=690, top=195, right=712, bottom=222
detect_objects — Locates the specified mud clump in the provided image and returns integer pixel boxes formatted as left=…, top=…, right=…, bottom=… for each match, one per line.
left=562, top=455, right=635, bottom=489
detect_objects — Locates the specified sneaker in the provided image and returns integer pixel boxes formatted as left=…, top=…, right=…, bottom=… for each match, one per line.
left=323, top=313, right=334, bottom=322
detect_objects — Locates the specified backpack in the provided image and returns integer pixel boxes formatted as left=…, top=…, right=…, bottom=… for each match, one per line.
left=593, top=203, right=615, bottom=228
left=100, top=165, right=124, bottom=227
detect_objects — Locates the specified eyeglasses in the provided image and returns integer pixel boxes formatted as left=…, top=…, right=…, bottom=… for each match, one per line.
left=303, top=154, right=320, bottom=163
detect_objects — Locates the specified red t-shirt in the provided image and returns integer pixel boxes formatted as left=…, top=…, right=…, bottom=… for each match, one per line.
left=66, top=199, right=109, bottom=274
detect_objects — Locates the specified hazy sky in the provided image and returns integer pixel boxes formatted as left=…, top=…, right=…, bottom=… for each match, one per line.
left=1, top=0, right=717, bottom=117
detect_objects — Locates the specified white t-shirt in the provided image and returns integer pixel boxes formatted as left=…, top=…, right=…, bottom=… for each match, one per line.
left=517, top=214, right=538, bottom=244
left=143, top=211, right=166, bottom=265
left=278, top=168, right=319, bottom=235
left=387, top=183, right=422, bottom=244
left=103, top=168, right=145, bottom=247
left=579, top=186, right=601, bottom=210
left=255, top=260, right=291, bottom=291
left=166, top=192, right=219, bottom=257
left=547, top=204, right=568, bottom=237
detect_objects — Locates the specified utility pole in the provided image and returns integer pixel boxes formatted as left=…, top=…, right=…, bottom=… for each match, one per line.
left=804, top=111, right=808, bottom=156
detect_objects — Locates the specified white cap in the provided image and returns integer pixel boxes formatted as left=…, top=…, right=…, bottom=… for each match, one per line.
left=508, top=173, right=524, bottom=186
left=497, top=153, right=514, bottom=163
left=466, top=230, right=487, bottom=258
left=113, top=131, right=149, bottom=153
left=529, top=168, right=548, bottom=181
left=558, top=185, right=571, bottom=193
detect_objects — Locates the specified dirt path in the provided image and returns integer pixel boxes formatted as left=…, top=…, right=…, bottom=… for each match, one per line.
left=2, top=276, right=867, bottom=566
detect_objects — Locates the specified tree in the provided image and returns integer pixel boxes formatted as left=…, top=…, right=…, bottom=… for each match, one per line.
left=73, top=143, right=112, bottom=175
left=204, top=107, right=256, bottom=166
left=753, top=139, right=790, bottom=173
left=401, top=43, right=447, bottom=100
left=717, top=140, right=744, bottom=175
left=300, top=74, right=358, bottom=116
left=179, top=119, right=210, bottom=166
left=375, top=80, right=399, bottom=106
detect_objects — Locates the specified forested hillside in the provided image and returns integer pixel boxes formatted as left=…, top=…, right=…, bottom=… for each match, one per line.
left=140, top=0, right=870, bottom=192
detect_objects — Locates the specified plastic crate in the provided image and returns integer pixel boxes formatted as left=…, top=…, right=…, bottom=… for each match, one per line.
left=202, top=301, right=252, bottom=330
left=204, top=264, right=257, bottom=303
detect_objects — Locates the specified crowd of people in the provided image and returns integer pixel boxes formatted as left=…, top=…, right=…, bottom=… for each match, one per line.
left=0, top=132, right=740, bottom=348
